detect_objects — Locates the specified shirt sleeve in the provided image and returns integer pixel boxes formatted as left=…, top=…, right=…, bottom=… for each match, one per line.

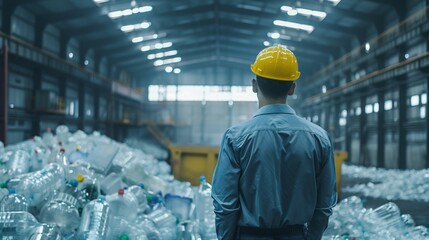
left=211, top=130, right=241, bottom=240
left=307, top=137, right=337, bottom=239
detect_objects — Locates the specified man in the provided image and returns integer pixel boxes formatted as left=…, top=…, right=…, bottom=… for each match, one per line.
left=212, top=44, right=337, bottom=240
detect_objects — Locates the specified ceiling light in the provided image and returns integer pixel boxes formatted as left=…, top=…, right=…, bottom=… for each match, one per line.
left=165, top=66, right=173, bottom=73
left=132, top=37, right=144, bottom=43
left=173, top=68, right=181, bottom=74
left=287, top=9, right=298, bottom=16
left=297, top=8, right=327, bottom=19
left=154, top=60, right=164, bottom=66
left=273, top=20, right=314, bottom=33
left=365, top=42, right=370, bottom=52
left=68, top=53, right=74, bottom=59
left=108, top=6, right=152, bottom=19
left=153, top=57, right=181, bottom=66
left=131, top=33, right=164, bottom=43
left=281, top=5, right=327, bottom=20
left=141, top=42, right=173, bottom=52
left=141, top=46, right=151, bottom=51
left=263, top=41, right=270, bottom=46
left=147, top=50, right=178, bottom=60
left=327, top=0, right=341, bottom=6
left=93, top=0, right=109, bottom=3
left=162, top=42, right=173, bottom=48
left=120, top=21, right=151, bottom=32
left=269, top=32, right=280, bottom=39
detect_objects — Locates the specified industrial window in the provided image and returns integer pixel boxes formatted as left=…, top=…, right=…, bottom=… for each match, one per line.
left=148, top=85, right=256, bottom=102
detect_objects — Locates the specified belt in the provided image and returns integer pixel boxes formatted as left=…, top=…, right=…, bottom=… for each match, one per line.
left=238, top=224, right=305, bottom=236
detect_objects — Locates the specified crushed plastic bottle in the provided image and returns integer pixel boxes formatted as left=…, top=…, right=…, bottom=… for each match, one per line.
left=0, top=189, right=29, bottom=212
left=39, top=192, right=80, bottom=236
left=0, top=211, right=41, bottom=238
left=4, top=163, right=65, bottom=206
left=27, top=223, right=63, bottom=240
left=77, top=196, right=110, bottom=240
left=107, top=188, right=139, bottom=221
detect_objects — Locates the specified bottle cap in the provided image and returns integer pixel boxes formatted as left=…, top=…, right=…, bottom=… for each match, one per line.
left=120, top=234, right=129, bottom=240
left=69, top=179, right=78, bottom=187
left=139, top=183, right=145, bottom=189
left=0, top=182, right=7, bottom=188
left=58, top=141, right=63, bottom=146
left=118, top=188, right=125, bottom=196
left=60, top=148, right=65, bottom=153
left=8, top=189, right=16, bottom=194
left=76, top=146, right=80, bottom=151
left=98, top=195, right=106, bottom=201
left=200, top=176, right=206, bottom=182
left=146, top=194, right=153, bottom=203
left=77, top=175, right=85, bottom=183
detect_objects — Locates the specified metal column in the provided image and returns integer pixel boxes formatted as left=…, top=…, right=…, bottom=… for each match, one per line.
left=377, top=88, right=385, bottom=168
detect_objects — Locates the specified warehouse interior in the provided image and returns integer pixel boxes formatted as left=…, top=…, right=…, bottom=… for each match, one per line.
left=0, top=0, right=428, bottom=239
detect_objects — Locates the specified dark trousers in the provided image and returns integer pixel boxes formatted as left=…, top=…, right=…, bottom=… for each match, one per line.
left=236, top=225, right=308, bottom=240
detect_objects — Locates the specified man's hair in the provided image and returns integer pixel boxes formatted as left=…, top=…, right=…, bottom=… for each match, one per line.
left=256, top=76, right=294, bottom=99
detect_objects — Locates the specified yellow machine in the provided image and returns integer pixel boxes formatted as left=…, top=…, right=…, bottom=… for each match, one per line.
left=170, top=145, right=348, bottom=197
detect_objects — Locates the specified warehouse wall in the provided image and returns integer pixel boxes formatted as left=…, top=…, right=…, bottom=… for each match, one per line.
left=144, top=65, right=259, bottom=146
left=298, top=0, right=429, bottom=170
left=2, top=6, right=142, bottom=145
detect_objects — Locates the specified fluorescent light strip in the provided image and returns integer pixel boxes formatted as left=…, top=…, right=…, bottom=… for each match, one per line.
left=94, top=0, right=109, bottom=3
left=148, top=50, right=178, bottom=60
left=327, top=0, right=341, bottom=6
left=141, top=42, right=173, bottom=52
left=273, top=20, right=314, bottom=33
left=154, top=57, right=182, bottom=66
left=132, top=33, right=161, bottom=43
left=120, top=22, right=151, bottom=32
left=108, top=6, right=152, bottom=19
left=281, top=6, right=327, bottom=20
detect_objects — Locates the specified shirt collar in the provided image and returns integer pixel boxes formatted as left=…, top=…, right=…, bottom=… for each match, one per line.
left=253, top=104, right=296, bottom=118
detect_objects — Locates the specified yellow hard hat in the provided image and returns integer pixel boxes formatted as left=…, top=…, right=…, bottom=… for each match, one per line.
left=250, top=44, right=300, bottom=81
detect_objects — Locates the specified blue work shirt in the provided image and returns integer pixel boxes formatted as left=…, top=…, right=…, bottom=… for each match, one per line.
left=212, top=104, right=337, bottom=240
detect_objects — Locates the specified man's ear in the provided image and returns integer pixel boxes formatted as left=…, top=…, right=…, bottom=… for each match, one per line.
left=288, top=82, right=296, bottom=95
left=252, top=78, right=258, bottom=93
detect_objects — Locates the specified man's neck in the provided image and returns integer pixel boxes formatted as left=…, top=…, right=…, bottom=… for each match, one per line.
left=258, top=97, right=287, bottom=108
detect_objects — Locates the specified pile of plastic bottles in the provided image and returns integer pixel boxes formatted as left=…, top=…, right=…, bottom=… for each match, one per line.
left=342, top=165, right=429, bottom=201
left=322, top=196, right=429, bottom=240
left=0, top=126, right=216, bottom=240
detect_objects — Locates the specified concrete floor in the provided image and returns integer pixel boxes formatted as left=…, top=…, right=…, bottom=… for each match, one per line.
left=341, top=174, right=429, bottom=227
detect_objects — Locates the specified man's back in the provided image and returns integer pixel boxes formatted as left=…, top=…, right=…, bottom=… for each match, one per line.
left=212, top=104, right=337, bottom=239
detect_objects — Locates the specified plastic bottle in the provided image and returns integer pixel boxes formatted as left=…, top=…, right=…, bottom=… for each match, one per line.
left=68, top=146, right=87, bottom=164
left=5, top=163, right=65, bottom=206
left=7, top=149, right=31, bottom=175
left=31, top=148, right=47, bottom=171
left=0, top=189, right=29, bottom=212
left=109, top=216, right=148, bottom=240
left=107, top=188, right=139, bottom=221
left=56, top=125, right=70, bottom=145
left=39, top=192, right=80, bottom=236
left=54, top=148, right=69, bottom=172
left=146, top=206, right=178, bottom=240
left=27, top=223, right=63, bottom=240
left=0, top=211, right=40, bottom=238
left=77, top=196, right=111, bottom=240
left=42, top=128, right=55, bottom=147
left=100, top=172, right=124, bottom=195
left=127, top=184, right=149, bottom=214
left=76, top=174, right=99, bottom=208
left=196, top=176, right=216, bottom=239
